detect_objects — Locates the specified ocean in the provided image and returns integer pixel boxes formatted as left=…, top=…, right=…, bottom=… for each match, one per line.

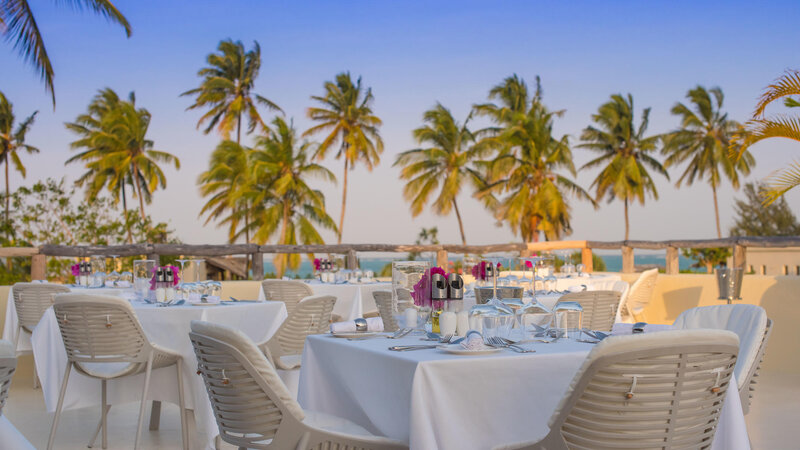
left=262, top=252, right=704, bottom=278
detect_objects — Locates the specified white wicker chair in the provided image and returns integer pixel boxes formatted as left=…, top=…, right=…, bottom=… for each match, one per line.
left=261, top=280, right=314, bottom=316
left=619, top=268, right=658, bottom=323
left=494, top=329, right=740, bottom=450
left=258, top=294, right=336, bottom=370
left=47, top=294, right=187, bottom=450
left=373, top=290, right=400, bottom=332
left=0, top=340, right=16, bottom=416
left=0, top=339, right=34, bottom=449
left=190, top=320, right=407, bottom=450
left=556, top=290, right=622, bottom=332
left=11, top=282, right=70, bottom=388
left=672, top=304, right=770, bottom=414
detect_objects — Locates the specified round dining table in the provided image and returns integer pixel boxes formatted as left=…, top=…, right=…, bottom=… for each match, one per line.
left=17, top=285, right=287, bottom=450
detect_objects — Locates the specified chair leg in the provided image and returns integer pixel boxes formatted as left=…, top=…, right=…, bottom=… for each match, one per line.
left=33, top=357, right=39, bottom=389
left=46, top=362, right=72, bottom=450
left=101, top=379, right=108, bottom=448
left=134, top=355, right=154, bottom=450
left=148, top=401, right=161, bottom=430
left=176, top=361, right=188, bottom=450
left=87, top=404, right=111, bottom=448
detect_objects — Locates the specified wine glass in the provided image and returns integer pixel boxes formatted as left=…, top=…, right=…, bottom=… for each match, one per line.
left=191, top=258, right=206, bottom=282
left=175, top=258, right=190, bottom=286
left=105, top=254, right=120, bottom=287
left=576, top=263, right=586, bottom=277
left=468, top=257, right=515, bottom=338
left=517, top=258, right=533, bottom=287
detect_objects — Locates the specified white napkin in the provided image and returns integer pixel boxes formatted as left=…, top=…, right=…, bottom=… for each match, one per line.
left=611, top=323, right=674, bottom=335
left=330, top=317, right=384, bottom=333
left=567, top=285, right=584, bottom=292
left=461, top=332, right=489, bottom=350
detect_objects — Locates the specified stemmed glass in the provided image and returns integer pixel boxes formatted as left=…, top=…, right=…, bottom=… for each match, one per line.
left=175, top=258, right=190, bottom=289
left=468, top=257, right=515, bottom=338
left=192, top=259, right=206, bottom=282
left=105, top=255, right=120, bottom=287
left=517, top=258, right=533, bottom=288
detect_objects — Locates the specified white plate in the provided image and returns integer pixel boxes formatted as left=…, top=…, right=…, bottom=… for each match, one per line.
left=438, top=345, right=502, bottom=355
left=331, top=332, right=380, bottom=338
left=191, top=302, right=220, bottom=307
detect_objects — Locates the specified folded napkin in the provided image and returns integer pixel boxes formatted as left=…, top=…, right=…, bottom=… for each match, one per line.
left=567, top=285, right=584, bottom=293
left=611, top=323, right=674, bottom=335
left=330, top=317, right=384, bottom=333
left=461, top=332, right=489, bottom=350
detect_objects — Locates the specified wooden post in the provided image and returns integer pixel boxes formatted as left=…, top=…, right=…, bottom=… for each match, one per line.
left=147, top=253, right=160, bottom=265
left=519, top=248, right=533, bottom=257
left=733, top=244, right=746, bottom=272
left=252, top=251, right=264, bottom=281
left=581, top=247, right=593, bottom=273
left=346, top=249, right=358, bottom=270
left=666, top=246, right=679, bottom=275
left=31, top=254, right=46, bottom=280
left=621, top=246, right=635, bottom=273
left=436, top=249, right=448, bottom=270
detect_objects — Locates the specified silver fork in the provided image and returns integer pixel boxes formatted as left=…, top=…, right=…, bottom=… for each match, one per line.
left=486, top=336, right=536, bottom=353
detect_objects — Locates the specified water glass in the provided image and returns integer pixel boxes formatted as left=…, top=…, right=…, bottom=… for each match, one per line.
left=553, top=301, right=583, bottom=340
left=133, top=260, right=156, bottom=301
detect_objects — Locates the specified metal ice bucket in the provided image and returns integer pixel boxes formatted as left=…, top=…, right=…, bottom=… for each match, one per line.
left=716, top=267, right=743, bottom=304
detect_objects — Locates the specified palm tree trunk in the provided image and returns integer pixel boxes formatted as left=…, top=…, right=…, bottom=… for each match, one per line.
left=237, top=112, right=242, bottom=145
left=624, top=198, right=630, bottom=241
left=132, top=165, right=146, bottom=221
left=277, top=201, right=290, bottom=277
left=452, top=198, right=467, bottom=245
left=4, top=156, right=9, bottom=225
left=338, top=158, right=349, bottom=244
left=530, top=215, right=540, bottom=243
left=121, top=183, right=133, bottom=244
left=712, top=183, right=721, bottom=239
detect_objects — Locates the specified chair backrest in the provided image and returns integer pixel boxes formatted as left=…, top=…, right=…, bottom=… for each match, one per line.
left=475, top=286, right=523, bottom=305
left=273, top=295, right=335, bottom=355
left=0, top=340, right=16, bottom=416
left=12, top=283, right=71, bottom=333
left=53, top=294, right=151, bottom=365
left=739, top=318, right=772, bottom=414
left=189, top=320, right=305, bottom=449
left=373, top=290, right=399, bottom=332
left=610, top=280, right=630, bottom=323
left=673, top=303, right=768, bottom=389
left=622, top=268, right=658, bottom=320
left=260, top=280, right=314, bottom=316
left=541, top=329, right=739, bottom=450
left=557, top=290, right=621, bottom=332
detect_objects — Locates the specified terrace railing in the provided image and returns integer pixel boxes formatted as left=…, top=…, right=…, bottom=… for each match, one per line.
left=1, top=236, right=799, bottom=280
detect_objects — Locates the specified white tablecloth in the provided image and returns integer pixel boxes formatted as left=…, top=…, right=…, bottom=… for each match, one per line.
left=258, top=281, right=391, bottom=320
left=32, top=299, right=287, bottom=449
left=499, top=271, right=622, bottom=291
left=2, top=285, right=134, bottom=353
left=298, top=334, right=749, bottom=450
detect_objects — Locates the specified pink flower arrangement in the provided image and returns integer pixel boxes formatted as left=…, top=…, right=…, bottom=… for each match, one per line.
left=313, top=258, right=321, bottom=271
left=471, top=261, right=501, bottom=281
left=525, top=260, right=533, bottom=268
left=410, top=267, right=447, bottom=308
left=70, top=263, right=80, bottom=276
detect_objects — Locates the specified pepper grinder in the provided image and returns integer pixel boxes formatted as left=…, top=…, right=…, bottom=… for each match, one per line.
left=165, top=269, right=175, bottom=302
left=155, top=268, right=166, bottom=303
left=447, top=273, right=464, bottom=300
left=430, top=272, right=448, bottom=300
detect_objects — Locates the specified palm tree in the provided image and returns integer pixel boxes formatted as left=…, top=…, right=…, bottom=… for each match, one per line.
left=249, top=117, right=337, bottom=277
left=734, top=70, right=800, bottom=204
left=66, top=88, right=180, bottom=239
left=394, top=104, right=482, bottom=245
left=304, top=72, right=383, bottom=244
left=579, top=94, right=668, bottom=240
left=662, top=86, right=755, bottom=238
left=474, top=75, right=593, bottom=242
left=197, top=140, right=253, bottom=243
left=182, top=39, right=282, bottom=144
left=1, top=0, right=130, bottom=105
left=0, top=92, right=39, bottom=223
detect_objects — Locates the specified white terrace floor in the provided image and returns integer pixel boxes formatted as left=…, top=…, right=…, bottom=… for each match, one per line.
left=4, top=372, right=798, bottom=449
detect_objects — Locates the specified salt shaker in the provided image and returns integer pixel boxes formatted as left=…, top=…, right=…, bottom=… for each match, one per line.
left=155, top=268, right=166, bottom=303
left=165, top=269, right=175, bottom=302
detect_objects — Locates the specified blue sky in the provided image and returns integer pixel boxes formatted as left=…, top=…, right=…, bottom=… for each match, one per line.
left=1, top=0, right=799, bottom=245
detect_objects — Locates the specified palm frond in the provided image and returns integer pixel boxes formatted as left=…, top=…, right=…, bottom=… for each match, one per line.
left=762, top=161, right=800, bottom=205
left=754, top=70, right=800, bottom=118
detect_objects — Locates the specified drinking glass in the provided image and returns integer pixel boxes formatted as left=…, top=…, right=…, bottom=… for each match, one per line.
left=576, top=263, right=586, bottom=277
left=553, top=301, right=583, bottom=340
left=391, top=261, right=430, bottom=331
left=105, top=255, right=120, bottom=287
left=517, top=300, right=553, bottom=339
left=518, top=258, right=533, bottom=287
left=89, top=255, right=106, bottom=288
left=133, top=260, right=156, bottom=301
left=119, top=270, right=133, bottom=288
left=468, top=257, right=515, bottom=338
